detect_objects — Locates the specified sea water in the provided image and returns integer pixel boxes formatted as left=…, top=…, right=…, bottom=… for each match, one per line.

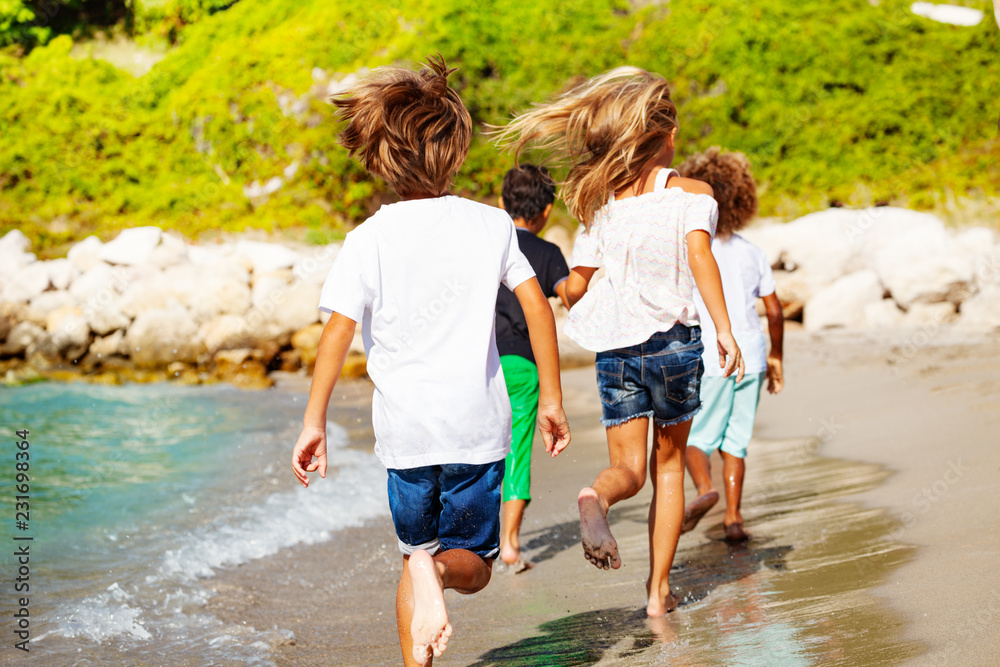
left=0, top=380, right=387, bottom=665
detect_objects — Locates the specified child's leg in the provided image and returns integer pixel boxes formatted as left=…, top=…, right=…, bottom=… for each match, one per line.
left=720, top=452, right=746, bottom=537
left=397, top=549, right=493, bottom=666
left=681, top=376, right=734, bottom=533
left=579, top=417, right=650, bottom=570
left=646, top=419, right=692, bottom=616
left=500, top=499, right=528, bottom=566
left=499, top=355, right=539, bottom=567
left=718, top=372, right=765, bottom=541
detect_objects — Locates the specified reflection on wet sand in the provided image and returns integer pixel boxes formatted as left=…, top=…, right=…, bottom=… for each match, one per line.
left=474, top=437, right=922, bottom=666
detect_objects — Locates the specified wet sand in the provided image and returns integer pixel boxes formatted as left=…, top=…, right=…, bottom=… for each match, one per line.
left=207, top=330, right=1000, bottom=665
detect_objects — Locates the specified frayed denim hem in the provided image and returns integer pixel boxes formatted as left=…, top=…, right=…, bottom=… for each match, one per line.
left=653, top=405, right=701, bottom=428
left=601, top=410, right=655, bottom=428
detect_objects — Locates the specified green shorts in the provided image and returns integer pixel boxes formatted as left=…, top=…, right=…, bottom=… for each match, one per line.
left=500, top=355, right=539, bottom=503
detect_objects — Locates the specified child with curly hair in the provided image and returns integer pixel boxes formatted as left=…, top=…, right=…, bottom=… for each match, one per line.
left=676, top=147, right=785, bottom=542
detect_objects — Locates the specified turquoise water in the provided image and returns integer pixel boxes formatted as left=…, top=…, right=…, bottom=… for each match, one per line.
left=0, top=381, right=387, bottom=664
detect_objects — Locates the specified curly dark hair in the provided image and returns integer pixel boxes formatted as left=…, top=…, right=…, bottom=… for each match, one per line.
left=501, top=165, right=556, bottom=222
left=677, top=147, right=758, bottom=239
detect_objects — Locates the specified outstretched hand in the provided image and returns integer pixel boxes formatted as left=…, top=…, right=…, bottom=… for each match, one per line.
left=537, top=403, right=571, bottom=457
left=717, top=331, right=745, bottom=383
left=292, top=425, right=328, bottom=488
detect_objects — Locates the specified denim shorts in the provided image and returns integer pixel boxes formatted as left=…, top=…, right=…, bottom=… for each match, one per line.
left=386, top=459, right=504, bottom=559
left=595, top=323, right=705, bottom=428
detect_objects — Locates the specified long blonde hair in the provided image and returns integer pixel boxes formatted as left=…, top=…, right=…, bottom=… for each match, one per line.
left=493, top=67, right=678, bottom=228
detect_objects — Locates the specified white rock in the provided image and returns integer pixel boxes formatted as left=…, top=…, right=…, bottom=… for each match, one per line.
left=901, top=302, right=957, bottom=328
left=250, top=272, right=321, bottom=334
left=0, top=229, right=31, bottom=256
left=911, top=2, right=983, bottom=26
left=89, top=329, right=125, bottom=359
left=291, top=245, right=339, bottom=287
left=804, top=270, right=885, bottom=331
left=69, top=263, right=130, bottom=303
left=234, top=240, right=302, bottom=274
left=118, top=265, right=251, bottom=324
left=45, top=306, right=91, bottom=358
left=28, top=291, right=78, bottom=324
left=82, top=295, right=131, bottom=336
left=199, top=314, right=256, bottom=354
left=98, top=227, right=163, bottom=266
left=868, top=210, right=972, bottom=307
left=3, top=262, right=51, bottom=303
left=67, top=236, right=105, bottom=272
left=970, top=245, right=1000, bottom=288
left=956, top=285, right=1000, bottom=332
left=1, top=321, right=45, bottom=356
left=864, top=299, right=905, bottom=329
left=148, top=232, right=190, bottom=270
left=0, top=231, right=36, bottom=287
left=44, top=258, right=81, bottom=291
left=742, top=209, right=867, bottom=303
left=125, top=304, right=204, bottom=367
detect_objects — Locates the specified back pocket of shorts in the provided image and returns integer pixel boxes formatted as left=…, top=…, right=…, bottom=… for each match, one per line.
left=662, top=366, right=698, bottom=405
left=596, top=358, right=625, bottom=407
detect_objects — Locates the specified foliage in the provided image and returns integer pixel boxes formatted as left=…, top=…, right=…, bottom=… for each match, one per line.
left=0, top=0, right=997, bottom=256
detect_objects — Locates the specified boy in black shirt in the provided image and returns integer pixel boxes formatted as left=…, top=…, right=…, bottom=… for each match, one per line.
left=495, top=165, right=571, bottom=571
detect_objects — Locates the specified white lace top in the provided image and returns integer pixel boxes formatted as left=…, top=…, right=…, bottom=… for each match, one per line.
left=564, top=168, right=719, bottom=352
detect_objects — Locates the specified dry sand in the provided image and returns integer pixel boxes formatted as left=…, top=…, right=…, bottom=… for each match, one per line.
left=207, top=329, right=1000, bottom=665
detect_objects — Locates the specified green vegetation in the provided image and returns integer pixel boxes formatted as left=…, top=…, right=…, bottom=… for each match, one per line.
left=1, top=0, right=997, bottom=256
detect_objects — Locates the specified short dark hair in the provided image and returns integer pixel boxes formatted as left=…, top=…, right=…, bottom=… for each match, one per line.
left=332, top=55, right=471, bottom=197
left=677, top=147, right=758, bottom=239
left=501, top=165, right=556, bottom=222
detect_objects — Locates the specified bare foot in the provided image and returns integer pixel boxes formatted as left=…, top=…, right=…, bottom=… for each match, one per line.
left=408, top=550, right=453, bottom=665
left=500, top=541, right=520, bottom=566
left=578, top=487, right=621, bottom=570
left=681, top=490, right=719, bottom=534
left=724, top=522, right=749, bottom=542
left=646, top=590, right=680, bottom=617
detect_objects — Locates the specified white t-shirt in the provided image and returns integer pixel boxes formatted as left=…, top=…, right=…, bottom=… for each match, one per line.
left=319, top=196, right=536, bottom=469
left=565, top=168, right=719, bottom=352
left=693, top=233, right=776, bottom=377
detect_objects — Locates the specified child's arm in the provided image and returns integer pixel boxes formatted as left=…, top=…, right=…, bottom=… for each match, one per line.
left=761, top=292, right=784, bottom=394
left=687, top=230, right=745, bottom=381
left=513, top=277, right=571, bottom=456
left=291, top=312, right=358, bottom=487
left=565, top=267, right=597, bottom=308
left=554, top=281, right=571, bottom=310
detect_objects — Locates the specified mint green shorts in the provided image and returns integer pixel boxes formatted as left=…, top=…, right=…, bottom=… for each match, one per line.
left=687, top=372, right=765, bottom=459
left=500, top=355, right=539, bottom=503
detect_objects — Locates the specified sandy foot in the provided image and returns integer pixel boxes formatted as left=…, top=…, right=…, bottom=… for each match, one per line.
left=646, top=590, right=680, bottom=617
left=681, top=490, right=719, bottom=534
left=724, top=522, right=749, bottom=542
left=500, top=542, right=520, bottom=566
left=408, top=550, right=452, bottom=665
left=578, top=487, right=621, bottom=570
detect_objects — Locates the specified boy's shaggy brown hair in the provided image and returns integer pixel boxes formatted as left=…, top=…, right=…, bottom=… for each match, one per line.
left=332, top=55, right=472, bottom=197
left=677, top=147, right=758, bottom=240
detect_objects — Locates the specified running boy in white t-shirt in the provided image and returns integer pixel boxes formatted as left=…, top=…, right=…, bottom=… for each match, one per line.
left=677, top=147, right=784, bottom=542
left=291, top=57, right=571, bottom=667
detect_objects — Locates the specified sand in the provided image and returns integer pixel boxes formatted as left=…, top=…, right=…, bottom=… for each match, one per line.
left=207, top=329, right=1000, bottom=665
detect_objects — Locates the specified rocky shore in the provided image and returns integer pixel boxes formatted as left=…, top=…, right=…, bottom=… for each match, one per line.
left=1, top=206, right=997, bottom=388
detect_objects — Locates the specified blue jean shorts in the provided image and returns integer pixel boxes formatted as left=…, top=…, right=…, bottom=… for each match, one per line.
left=386, top=459, right=504, bottom=559
left=595, top=323, right=705, bottom=428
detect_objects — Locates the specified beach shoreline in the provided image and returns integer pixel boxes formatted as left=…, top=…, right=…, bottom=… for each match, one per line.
left=202, top=330, right=1000, bottom=665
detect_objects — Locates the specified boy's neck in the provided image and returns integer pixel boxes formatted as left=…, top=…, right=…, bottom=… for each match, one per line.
left=400, top=192, right=447, bottom=201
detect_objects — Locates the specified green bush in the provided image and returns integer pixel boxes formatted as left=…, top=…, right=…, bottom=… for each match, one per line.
left=1, top=0, right=997, bottom=256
